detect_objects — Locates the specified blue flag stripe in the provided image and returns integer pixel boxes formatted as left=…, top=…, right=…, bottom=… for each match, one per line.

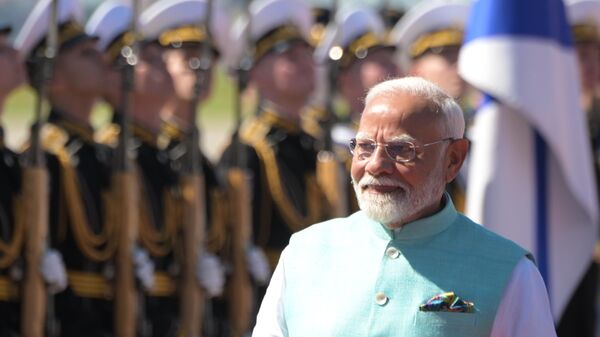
left=535, top=132, right=550, bottom=290
left=464, top=0, right=572, bottom=48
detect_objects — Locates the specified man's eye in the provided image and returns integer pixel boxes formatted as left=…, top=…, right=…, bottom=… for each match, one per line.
left=387, top=143, right=413, bottom=156
left=356, top=142, right=376, bottom=153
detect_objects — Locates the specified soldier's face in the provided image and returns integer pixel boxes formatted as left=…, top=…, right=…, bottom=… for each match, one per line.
left=410, top=46, right=466, bottom=100
left=135, top=43, right=174, bottom=99
left=163, top=45, right=214, bottom=102
left=576, top=42, right=599, bottom=98
left=339, top=48, right=399, bottom=114
left=0, top=34, right=24, bottom=99
left=101, top=54, right=122, bottom=107
left=54, top=40, right=106, bottom=96
left=253, top=41, right=315, bottom=100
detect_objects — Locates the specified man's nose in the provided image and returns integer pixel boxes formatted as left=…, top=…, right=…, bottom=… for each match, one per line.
left=365, top=145, right=394, bottom=176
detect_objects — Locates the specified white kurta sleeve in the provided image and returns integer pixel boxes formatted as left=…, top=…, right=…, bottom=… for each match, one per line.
left=252, top=248, right=288, bottom=337
left=490, top=257, right=556, bottom=337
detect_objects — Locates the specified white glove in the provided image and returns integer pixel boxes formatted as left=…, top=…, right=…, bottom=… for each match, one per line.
left=196, top=252, right=225, bottom=298
left=133, top=246, right=155, bottom=291
left=40, top=249, right=67, bottom=294
left=246, top=246, right=270, bottom=285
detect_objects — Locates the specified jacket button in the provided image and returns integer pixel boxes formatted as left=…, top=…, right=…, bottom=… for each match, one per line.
left=385, top=247, right=400, bottom=259
left=375, top=292, right=389, bottom=306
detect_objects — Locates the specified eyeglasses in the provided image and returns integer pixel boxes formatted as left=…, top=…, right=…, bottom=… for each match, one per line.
left=349, top=137, right=455, bottom=163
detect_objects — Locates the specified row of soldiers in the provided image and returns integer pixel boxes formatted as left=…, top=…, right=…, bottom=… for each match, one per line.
left=1, top=0, right=600, bottom=337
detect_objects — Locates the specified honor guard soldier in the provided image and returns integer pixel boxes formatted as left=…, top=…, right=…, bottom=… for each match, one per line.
left=559, top=2, right=600, bottom=336
left=89, top=1, right=226, bottom=335
left=218, top=0, right=327, bottom=278
left=144, top=0, right=229, bottom=289
left=0, top=20, right=25, bottom=337
left=138, top=0, right=232, bottom=335
left=14, top=0, right=113, bottom=335
left=390, top=0, right=472, bottom=211
left=88, top=2, right=179, bottom=336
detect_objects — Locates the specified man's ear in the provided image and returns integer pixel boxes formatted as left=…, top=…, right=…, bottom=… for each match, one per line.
left=444, top=138, right=469, bottom=183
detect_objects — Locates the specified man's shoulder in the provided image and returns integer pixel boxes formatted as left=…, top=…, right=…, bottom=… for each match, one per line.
left=453, top=214, right=532, bottom=261
left=289, top=212, right=367, bottom=245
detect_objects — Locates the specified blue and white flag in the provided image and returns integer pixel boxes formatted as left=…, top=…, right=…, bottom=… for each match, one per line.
left=459, top=0, right=599, bottom=319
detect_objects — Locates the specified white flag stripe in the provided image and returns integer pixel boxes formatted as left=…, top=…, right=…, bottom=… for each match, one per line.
left=466, top=99, right=596, bottom=317
left=460, top=0, right=599, bottom=318
left=460, top=37, right=598, bottom=228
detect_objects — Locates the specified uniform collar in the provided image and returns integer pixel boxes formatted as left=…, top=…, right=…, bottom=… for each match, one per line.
left=361, top=193, right=458, bottom=241
left=132, top=123, right=158, bottom=147
left=47, top=108, right=95, bottom=142
left=260, top=107, right=302, bottom=134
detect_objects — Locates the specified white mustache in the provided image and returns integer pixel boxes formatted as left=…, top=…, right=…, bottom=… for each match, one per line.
left=357, top=174, right=407, bottom=190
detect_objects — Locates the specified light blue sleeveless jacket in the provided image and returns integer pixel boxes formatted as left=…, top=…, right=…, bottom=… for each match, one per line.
left=281, top=197, right=530, bottom=337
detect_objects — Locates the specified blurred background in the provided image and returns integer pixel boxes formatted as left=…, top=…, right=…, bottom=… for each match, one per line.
left=0, top=0, right=425, bottom=160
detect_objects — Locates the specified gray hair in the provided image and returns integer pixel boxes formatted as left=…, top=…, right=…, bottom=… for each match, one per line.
left=364, top=77, right=465, bottom=139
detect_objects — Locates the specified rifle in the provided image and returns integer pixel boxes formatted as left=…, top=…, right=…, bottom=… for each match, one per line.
left=21, top=1, right=57, bottom=336
left=226, top=2, right=254, bottom=336
left=178, top=1, right=212, bottom=336
left=315, top=0, right=348, bottom=217
left=114, top=1, right=140, bottom=336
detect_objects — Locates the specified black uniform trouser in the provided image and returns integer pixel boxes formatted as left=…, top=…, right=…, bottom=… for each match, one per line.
left=0, top=301, right=19, bottom=337
left=557, top=262, right=598, bottom=337
left=146, top=296, right=179, bottom=337
left=56, top=289, right=113, bottom=337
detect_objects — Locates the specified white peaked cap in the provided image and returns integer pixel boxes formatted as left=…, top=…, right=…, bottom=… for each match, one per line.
left=566, top=0, right=600, bottom=30
left=314, top=6, right=386, bottom=65
left=390, top=0, right=469, bottom=67
left=138, top=0, right=231, bottom=53
left=14, top=0, right=85, bottom=58
left=85, top=0, right=132, bottom=52
left=226, top=0, right=312, bottom=67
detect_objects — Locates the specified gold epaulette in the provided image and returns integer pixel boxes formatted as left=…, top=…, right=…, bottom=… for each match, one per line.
left=301, top=106, right=326, bottom=140
left=67, top=270, right=112, bottom=299
left=157, top=119, right=186, bottom=151
left=240, top=113, right=322, bottom=233
left=94, top=123, right=120, bottom=148
left=239, top=115, right=272, bottom=146
left=41, top=123, right=70, bottom=155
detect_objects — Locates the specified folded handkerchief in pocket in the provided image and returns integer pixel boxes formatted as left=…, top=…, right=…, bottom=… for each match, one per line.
left=419, top=291, right=474, bottom=313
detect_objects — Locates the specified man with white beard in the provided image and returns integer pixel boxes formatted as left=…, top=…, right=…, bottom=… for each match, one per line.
left=252, top=77, right=556, bottom=337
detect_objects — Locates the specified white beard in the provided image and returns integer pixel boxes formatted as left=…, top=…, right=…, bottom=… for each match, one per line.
left=352, top=168, right=446, bottom=227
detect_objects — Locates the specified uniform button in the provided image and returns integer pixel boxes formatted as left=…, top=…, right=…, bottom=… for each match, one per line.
left=375, top=292, right=389, bottom=306
left=386, top=247, right=400, bottom=259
